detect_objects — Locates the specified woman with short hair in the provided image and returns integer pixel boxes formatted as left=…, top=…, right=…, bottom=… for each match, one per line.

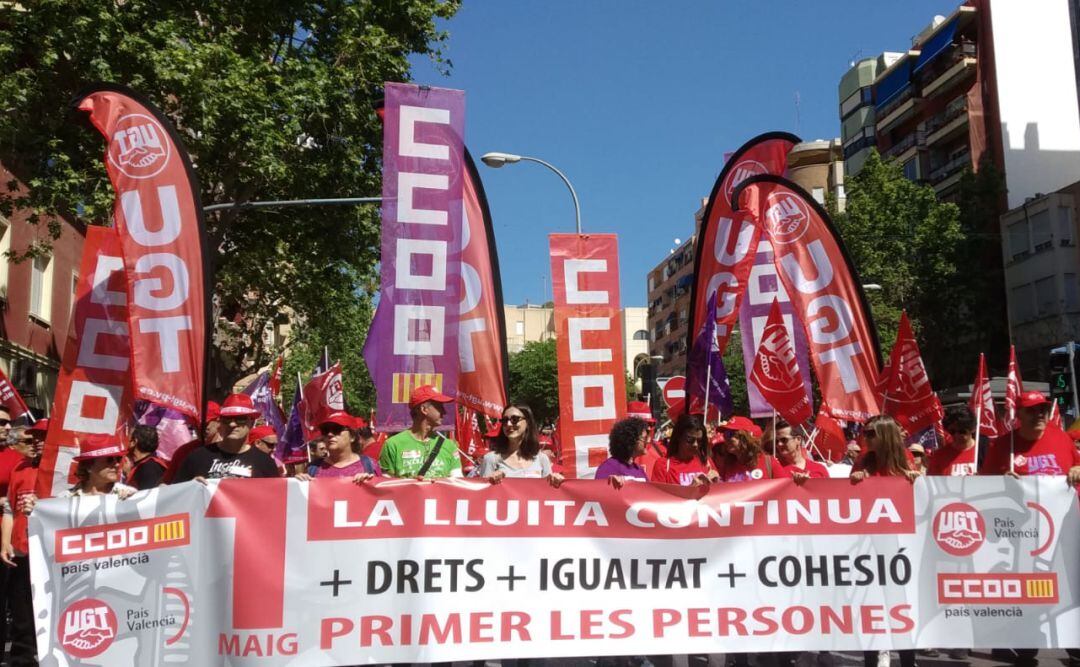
left=311, top=412, right=381, bottom=484
left=595, top=417, right=649, bottom=488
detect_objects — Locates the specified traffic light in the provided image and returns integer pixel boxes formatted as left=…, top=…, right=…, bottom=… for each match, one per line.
left=1049, top=346, right=1076, bottom=419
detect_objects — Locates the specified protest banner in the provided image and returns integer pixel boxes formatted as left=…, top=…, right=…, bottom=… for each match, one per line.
left=76, top=85, right=210, bottom=420
left=37, top=226, right=132, bottom=498
left=30, top=477, right=1080, bottom=664
left=364, top=83, right=466, bottom=430
left=550, top=233, right=627, bottom=478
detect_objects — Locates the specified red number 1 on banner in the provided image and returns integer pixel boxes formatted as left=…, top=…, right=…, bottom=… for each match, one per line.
left=205, top=479, right=289, bottom=629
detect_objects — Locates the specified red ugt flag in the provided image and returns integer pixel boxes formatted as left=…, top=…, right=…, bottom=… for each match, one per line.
left=0, top=366, right=31, bottom=420
left=749, top=299, right=811, bottom=425
left=881, top=312, right=943, bottom=432
left=301, top=362, right=344, bottom=438
left=1002, top=345, right=1023, bottom=431
left=813, top=409, right=847, bottom=463
left=968, top=353, right=999, bottom=438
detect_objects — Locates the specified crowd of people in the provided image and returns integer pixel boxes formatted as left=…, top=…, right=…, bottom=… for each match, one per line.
left=0, top=384, right=1078, bottom=666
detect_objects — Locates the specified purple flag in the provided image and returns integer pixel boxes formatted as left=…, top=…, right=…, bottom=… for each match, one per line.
left=132, top=401, right=194, bottom=462
left=275, top=377, right=306, bottom=462
left=738, top=239, right=814, bottom=418
left=242, top=371, right=286, bottom=439
left=688, top=291, right=734, bottom=419
left=363, top=83, right=465, bottom=430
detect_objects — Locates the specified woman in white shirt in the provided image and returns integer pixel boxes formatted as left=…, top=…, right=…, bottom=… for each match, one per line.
left=480, top=404, right=564, bottom=487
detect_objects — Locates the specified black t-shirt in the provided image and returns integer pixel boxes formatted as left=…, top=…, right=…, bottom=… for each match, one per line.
left=173, top=444, right=280, bottom=483
left=129, top=456, right=166, bottom=490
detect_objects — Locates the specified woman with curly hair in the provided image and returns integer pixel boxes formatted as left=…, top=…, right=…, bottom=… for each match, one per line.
left=479, top=404, right=564, bottom=487
left=595, top=417, right=649, bottom=488
left=650, top=414, right=718, bottom=486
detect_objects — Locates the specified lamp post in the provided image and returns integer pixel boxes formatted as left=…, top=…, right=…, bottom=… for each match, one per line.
left=480, top=152, right=582, bottom=235
left=635, top=354, right=666, bottom=404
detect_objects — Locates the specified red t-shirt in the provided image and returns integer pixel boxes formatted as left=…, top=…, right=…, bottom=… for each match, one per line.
left=635, top=440, right=668, bottom=480
left=927, top=445, right=977, bottom=476
left=852, top=449, right=915, bottom=477
left=0, top=446, right=25, bottom=497
left=784, top=458, right=830, bottom=479
left=980, top=426, right=1080, bottom=476
left=716, top=453, right=790, bottom=482
left=7, top=460, right=38, bottom=555
left=650, top=456, right=714, bottom=486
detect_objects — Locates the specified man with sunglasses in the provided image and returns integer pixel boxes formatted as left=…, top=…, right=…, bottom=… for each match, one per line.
left=771, top=420, right=828, bottom=482
left=980, top=391, right=1080, bottom=484
left=172, top=394, right=280, bottom=483
left=379, top=385, right=462, bottom=479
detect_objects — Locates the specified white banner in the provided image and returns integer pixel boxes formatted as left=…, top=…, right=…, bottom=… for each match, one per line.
left=30, top=477, right=1080, bottom=664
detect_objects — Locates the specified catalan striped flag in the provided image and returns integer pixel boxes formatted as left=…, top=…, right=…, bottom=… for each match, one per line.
left=392, top=373, right=443, bottom=404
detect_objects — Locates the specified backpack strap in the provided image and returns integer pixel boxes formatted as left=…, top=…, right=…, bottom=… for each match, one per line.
left=417, top=435, right=445, bottom=477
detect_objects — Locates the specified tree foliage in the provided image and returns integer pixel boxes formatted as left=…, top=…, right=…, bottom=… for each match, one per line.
left=831, top=150, right=1003, bottom=387
left=507, top=339, right=559, bottom=425
left=0, top=0, right=460, bottom=400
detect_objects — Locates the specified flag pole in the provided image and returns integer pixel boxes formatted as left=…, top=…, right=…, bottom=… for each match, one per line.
left=298, top=371, right=312, bottom=465
left=973, top=382, right=983, bottom=470
left=704, top=360, right=712, bottom=426
left=771, top=409, right=777, bottom=458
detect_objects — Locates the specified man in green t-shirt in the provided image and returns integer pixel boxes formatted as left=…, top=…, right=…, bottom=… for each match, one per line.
left=379, top=385, right=463, bottom=479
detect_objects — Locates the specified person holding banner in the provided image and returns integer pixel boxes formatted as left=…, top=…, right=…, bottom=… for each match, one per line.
left=480, top=404, right=564, bottom=486
left=594, top=417, right=650, bottom=488
left=380, top=385, right=463, bottom=479
left=767, top=420, right=828, bottom=483
left=62, top=435, right=136, bottom=499
left=0, top=426, right=41, bottom=666
left=650, top=414, right=718, bottom=486
left=172, top=394, right=281, bottom=482
left=927, top=407, right=979, bottom=477
left=714, top=417, right=789, bottom=482
left=980, top=391, right=1080, bottom=485
left=306, top=412, right=381, bottom=482
left=850, top=416, right=921, bottom=484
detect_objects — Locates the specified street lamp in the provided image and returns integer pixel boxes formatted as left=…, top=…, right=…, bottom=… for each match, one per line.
left=480, top=152, right=582, bottom=235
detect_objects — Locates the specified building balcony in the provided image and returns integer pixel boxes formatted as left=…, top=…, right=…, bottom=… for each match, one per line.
left=928, top=148, right=971, bottom=184
left=920, top=45, right=977, bottom=100
left=925, top=112, right=969, bottom=147
left=882, top=130, right=926, bottom=162
left=876, top=93, right=922, bottom=133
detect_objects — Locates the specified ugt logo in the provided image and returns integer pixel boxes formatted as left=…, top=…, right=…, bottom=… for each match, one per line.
left=753, top=323, right=800, bottom=392
left=933, top=502, right=986, bottom=556
left=108, top=114, right=171, bottom=179
left=724, top=159, right=767, bottom=201
left=763, top=193, right=810, bottom=245
left=58, top=598, right=117, bottom=659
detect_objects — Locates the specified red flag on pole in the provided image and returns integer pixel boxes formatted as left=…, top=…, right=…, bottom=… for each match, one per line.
left=301, top=362, right=343, bottom=438
left=0, top=366, right=32, bottom=421
left=968, top=353, right=999, bottom=438
left=1002, top=345, right=1023, bottom=432
left=749, top=299, right=812, bottom=425
left=880, top=312, right=944, bottom=433
left=268, top=355, right=284, bottom=401
left=813, top=409, right=847, bottom=463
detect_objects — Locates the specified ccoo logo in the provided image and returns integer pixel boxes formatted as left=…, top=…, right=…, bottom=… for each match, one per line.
left=108, top=114, right=171, bottom=179
left=59, top=598, right=117, bottom=658
left=933, top=503, right=986, bottom=556
left=763, top=193, right=811, bottom=245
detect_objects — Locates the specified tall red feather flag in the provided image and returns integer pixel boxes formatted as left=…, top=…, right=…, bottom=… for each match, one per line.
left=749, top=299, right=812, bottom=425
left=880, top=312, right=943, bottom=433
left=1002, top=345, right=1023, bottom=432
left=968, top=353, right=999, bottom=438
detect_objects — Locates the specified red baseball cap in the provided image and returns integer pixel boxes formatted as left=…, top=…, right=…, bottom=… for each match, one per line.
left=220, top=393, right=260, bottom=418
left=1018, top=391, right=1050, bottom=408
left=206, top=401, right=221, bottom=422
left=627, top=401, right=656, bottom=423
left=723, top=416, right=763, bottom=438
left=409, top=385, right=453, bottom=408
left=74, top=434, right=126, bottom=462
left=247, top=425, right=277, bottom=443
left=319, top=411, right=363, bottom=430
left=27, top=418, right=50, bottom=435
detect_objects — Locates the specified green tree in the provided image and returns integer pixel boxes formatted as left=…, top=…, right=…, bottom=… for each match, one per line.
left=507, top=339, right=559, bottom=425
left=831, top=150, right=969, bottom=385
left=0, top=0, right=459, bottom=402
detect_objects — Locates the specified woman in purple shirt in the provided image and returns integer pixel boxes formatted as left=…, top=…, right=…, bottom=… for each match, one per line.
left=311, top=412, right=381, bottom=483
left=595, top=417, right=649, bottom=487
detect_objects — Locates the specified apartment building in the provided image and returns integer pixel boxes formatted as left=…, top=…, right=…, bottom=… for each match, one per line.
left=646, top=228, right=698, bottom=380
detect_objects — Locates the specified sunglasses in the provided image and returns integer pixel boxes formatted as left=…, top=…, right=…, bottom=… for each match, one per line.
left=500, top=415, right=525, bottom=426
left=776, top=436, right=793, bottom=444
left=0, top=419, right=10, bottom=427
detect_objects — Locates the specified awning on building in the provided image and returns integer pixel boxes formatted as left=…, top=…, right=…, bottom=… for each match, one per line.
left=875, top=59, right=913, bottom=111
left=675, top=274, right=693, bottom=289
left=913, top=17, right=959, bottom=73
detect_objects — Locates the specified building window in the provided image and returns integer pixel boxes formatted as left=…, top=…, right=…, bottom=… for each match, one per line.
left=1007, top=220, right=1030, bottom=260
left=811, top=187, right=825, bottom=204
left=1065, top=273, right=1079, bottom=311
left=515, top=321, right=524, bottom=336
left=1058, top=207, right=1074, bottom=246
left=1034, top=275, right=1057, bottom=317
left=902, top=158, right=919, bottom=181
left=1030, top=210, right=1052, bottom=252
left=29, top=254, right=53, bottom=323
left=70, top=271, right=79, bottom=319
left=633, top=329, right=649, bottom=341
left=1010, top=283, right=1034, bottom=323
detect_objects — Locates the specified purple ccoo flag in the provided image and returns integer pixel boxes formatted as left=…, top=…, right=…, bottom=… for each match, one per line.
left=688, top=291, right=733, bottom=419
left=242, top=371, right=286, bottom=439
left=275, top=376, right=307, bottom=462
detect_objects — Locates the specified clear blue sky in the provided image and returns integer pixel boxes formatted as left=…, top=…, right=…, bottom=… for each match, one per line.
left=408, top=1, right=957, bottom=307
